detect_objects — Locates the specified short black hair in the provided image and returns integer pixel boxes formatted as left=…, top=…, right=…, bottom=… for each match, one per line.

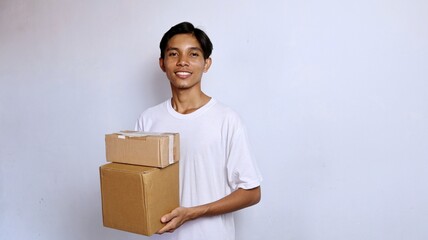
left=159, top=22, right=213, bottom=59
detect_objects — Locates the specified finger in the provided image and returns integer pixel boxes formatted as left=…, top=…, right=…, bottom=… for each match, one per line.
left=161, top=208, right=179, bottom=223
left=157, top=221, right=174, bottom=234
left=157, top=224, right=170, bottom=234
left=157, top=226, right=167, bottom=234
left=161, top=213, right=173, bottom=223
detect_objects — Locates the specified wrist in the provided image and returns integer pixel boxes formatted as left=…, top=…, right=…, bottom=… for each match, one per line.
left=188, top=204, right=210, bottom=220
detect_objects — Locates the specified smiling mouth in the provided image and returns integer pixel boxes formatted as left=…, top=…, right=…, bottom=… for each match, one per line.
left=175, top=71, right=192, bottom=78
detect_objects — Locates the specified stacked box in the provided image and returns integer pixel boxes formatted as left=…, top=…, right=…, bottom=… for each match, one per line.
left=105, top=131, right=180, bottom=168
left=100, top=131, right=180, bottom=236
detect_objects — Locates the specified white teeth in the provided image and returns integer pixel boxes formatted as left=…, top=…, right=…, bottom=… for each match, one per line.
left=176, top=72, right=191, bottom=76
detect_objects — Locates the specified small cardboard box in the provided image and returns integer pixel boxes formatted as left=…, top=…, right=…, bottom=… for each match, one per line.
left=105, top=131, right=180, bottom=168
left=100, top=162, right=179, bottom=236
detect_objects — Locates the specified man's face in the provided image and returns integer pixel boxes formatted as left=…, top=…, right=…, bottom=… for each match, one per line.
left=160, top=34, right=211, bottom=91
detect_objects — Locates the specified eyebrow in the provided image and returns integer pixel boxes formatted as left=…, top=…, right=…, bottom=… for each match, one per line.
left=166, top=47, right=203, bottom=52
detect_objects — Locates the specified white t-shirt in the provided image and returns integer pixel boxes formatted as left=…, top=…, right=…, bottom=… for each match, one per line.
left=135, top=98, right=262, bottom=240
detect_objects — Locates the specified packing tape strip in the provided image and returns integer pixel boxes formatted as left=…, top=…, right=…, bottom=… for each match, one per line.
left=116, top=131, right=166, bottom=138
left=167, top=134, right=174, bottom=164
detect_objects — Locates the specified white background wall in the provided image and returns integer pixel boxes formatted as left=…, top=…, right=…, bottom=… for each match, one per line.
left=1, top=1, right=427, bottom=239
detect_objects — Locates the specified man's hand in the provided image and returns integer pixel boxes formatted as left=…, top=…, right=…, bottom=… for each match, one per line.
left=157, top=207, right=193, bottom=234
left=156, top=187, right=261, bottom=234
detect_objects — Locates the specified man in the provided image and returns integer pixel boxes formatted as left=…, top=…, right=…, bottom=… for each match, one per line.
left=135, top=22, right=262, bottom=240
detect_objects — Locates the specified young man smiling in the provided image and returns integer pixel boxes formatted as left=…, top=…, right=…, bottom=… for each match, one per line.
left=135, top=22, right=262, bottom=240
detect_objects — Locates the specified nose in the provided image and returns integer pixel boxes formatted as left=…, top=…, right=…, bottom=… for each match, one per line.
left=177, top=55, right=189, bottom=66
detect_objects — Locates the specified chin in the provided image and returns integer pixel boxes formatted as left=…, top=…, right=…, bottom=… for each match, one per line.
left=170, top=82, right=190, bottom=90
left=170, top=80, right=195, bottom=90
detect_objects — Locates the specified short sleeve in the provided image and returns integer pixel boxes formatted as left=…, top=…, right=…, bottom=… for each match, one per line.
left=226, top=120, right=262, bottom=190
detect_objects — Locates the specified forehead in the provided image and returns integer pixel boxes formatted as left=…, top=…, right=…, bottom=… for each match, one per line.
left=166, top=33, right=202, bottom=51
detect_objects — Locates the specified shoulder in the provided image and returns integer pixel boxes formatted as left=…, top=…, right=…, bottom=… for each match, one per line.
left=135, top=100, right=169, bottom=128
left=135, top=99, right=170, bottom=131
left=139, top=100, right=169, bottom=118
left=211, top=99, right=245, bottom=127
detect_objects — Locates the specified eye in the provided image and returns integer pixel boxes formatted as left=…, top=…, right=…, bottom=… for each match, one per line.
left=190, top=52, right=200, bottom=57
left=168, top=51, right=178, bottom=57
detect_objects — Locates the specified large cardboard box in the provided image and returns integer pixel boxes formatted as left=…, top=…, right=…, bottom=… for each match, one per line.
left=100, top=162, right=179, bottom=236
left=105, top=131, right=180, bottom=168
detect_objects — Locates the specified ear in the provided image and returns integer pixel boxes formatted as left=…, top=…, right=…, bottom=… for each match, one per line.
left=159, top=58, right=166, bottom=72
left=203, top=58, right=212, bottom=73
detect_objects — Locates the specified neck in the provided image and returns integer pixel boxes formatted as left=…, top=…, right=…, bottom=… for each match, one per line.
left=171, top=89, right=211, bottom=114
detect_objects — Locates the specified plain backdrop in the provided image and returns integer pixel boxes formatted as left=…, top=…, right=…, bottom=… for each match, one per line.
left=1, top=1, right=427, bottom=240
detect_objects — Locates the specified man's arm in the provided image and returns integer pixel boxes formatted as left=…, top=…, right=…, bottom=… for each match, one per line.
left=157, top=186, right=261, bottom=234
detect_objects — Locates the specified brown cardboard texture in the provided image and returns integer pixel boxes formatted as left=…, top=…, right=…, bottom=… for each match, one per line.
left=100, top=162, right=179, bottom=236
left=105, top=132, right=180, bottom=168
